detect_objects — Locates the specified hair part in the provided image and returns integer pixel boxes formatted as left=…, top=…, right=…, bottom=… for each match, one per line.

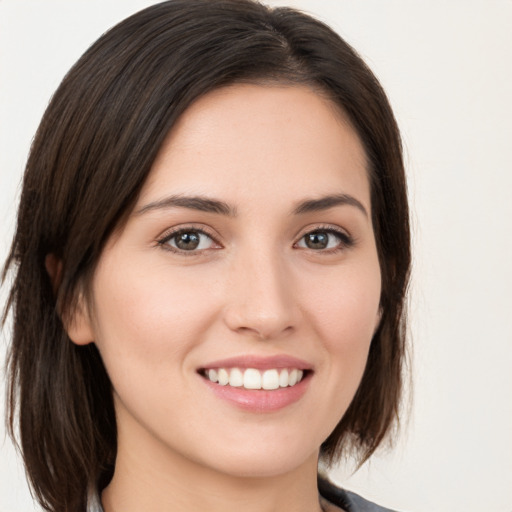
left=2, top=1, right=410, bottom=510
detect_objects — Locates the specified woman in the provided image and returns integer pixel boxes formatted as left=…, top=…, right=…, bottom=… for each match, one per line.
left=2, top=1, right=410, bottom=511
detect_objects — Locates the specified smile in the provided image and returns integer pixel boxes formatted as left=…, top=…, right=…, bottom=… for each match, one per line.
left=203, top=367, right=305, bottom=390
left=198, top=355, right=312, bottom=411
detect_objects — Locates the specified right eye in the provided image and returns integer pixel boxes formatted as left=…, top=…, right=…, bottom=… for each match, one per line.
left=158, top=228, right=219, bottom=253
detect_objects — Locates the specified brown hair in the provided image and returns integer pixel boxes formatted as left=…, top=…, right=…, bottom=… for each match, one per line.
left=2, top=1, right=410, bottom=510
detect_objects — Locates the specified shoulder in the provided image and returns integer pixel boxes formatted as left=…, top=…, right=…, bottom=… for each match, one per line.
left=318, top=476, right=402, bottom=512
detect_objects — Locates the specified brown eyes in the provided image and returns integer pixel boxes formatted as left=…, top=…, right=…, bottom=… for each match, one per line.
left=173, top=231, right=203, bottom=250
left=162, top=229, right=217, bottom=251
left=296, top=230, right=351, bottom=251
left=159, top=227, right=353, bottom=254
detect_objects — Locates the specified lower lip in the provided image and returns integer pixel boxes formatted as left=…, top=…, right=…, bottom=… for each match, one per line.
left=201, top=373, right=311, bottom=412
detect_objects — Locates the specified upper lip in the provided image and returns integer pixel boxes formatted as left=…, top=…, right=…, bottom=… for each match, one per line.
left=199, top=355, right=313, bottom=371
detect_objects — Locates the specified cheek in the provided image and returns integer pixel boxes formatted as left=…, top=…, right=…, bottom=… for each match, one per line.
left=89, top=261, right=222, bottom=374
left=285, top=262, right=381, bottom=447
left=299, top=259, right=381, bottom=386
left=87, top=261, right=224, bottom=435
left=303, top=262, right=381, bottom=343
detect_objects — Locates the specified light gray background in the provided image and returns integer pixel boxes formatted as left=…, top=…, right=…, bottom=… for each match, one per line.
left=1, top=1, right=511, bottom=511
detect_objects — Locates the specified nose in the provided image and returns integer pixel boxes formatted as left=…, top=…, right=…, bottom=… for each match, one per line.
left=222, top=248, right=299, bottom=340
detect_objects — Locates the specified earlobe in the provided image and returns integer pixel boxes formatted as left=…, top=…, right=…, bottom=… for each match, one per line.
left=65, top=306, right=95, bottom=346
left=45, top=254, right=95, bottom=345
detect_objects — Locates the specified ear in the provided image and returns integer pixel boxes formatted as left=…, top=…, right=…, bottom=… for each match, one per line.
left=64, top=299, right=95, bottom=346
left=45, top=254, right=95, bottom=346
left=45, top=253, right=62, bottom=294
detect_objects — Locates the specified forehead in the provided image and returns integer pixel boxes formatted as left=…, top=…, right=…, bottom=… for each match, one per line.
left=138, top=84, right=370, bottom=211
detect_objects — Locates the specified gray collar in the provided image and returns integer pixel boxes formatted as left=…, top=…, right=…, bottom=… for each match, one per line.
left=86, top=486, right=103, bottom=512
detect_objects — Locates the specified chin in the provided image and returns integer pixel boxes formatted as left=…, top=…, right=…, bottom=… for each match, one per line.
left=207, top=450, right=317, bottom=479
left=191, top=428, right=322, bottom=479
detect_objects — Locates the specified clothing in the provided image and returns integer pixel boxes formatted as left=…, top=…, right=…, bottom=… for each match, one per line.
left=318, top=477, right=399, bottom=512
left=87, top=489, right=103, bottom=512
left=87, top=477, right=399, bottom=512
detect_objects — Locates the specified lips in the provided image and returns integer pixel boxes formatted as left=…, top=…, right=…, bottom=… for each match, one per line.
left=198, top=355, right=313, bottom=412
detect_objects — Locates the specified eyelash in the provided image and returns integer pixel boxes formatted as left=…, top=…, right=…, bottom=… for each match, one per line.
left=156, top=225, right=354, bottom=255
left=294, top=225, right=355, bottom=254
left=157, top=226, right=220, bottom=254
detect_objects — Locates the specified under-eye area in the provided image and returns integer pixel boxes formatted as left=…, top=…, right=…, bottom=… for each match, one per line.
left=198, top=367, right=312, bottom=390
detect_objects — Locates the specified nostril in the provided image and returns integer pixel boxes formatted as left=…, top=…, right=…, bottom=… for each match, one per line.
left=231, top=324, right=295, bottom=341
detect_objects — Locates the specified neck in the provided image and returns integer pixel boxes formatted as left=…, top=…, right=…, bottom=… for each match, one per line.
left=102, top=414, right=325, bottom=512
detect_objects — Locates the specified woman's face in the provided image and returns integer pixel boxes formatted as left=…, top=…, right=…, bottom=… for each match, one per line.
left=72, top=84, right=381, bottom=478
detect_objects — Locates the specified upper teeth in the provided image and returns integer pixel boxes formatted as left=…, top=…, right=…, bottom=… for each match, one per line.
left=206, top=368, right=304, bottom=390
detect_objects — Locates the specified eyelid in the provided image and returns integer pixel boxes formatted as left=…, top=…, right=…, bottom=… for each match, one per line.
left=155, top=223, right=354, bottom=255
left=294, top=224, right=355, bottom=251
left=294, top=223, right=352, bottom=240
left=156, top=224, right=222, bottom=253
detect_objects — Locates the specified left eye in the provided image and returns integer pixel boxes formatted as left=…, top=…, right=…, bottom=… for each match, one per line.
left=162, top=229, right=216, bottom=251
left=296, top=230, right=346, bottom=250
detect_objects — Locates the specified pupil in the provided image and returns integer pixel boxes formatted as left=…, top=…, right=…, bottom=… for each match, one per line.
left=306, top=232, right=328, bottom=249
left=176, top=232, right=200, bottom=250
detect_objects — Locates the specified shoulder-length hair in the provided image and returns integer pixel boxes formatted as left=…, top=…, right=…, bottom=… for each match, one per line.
left=2, top=1, right=410, bottom=510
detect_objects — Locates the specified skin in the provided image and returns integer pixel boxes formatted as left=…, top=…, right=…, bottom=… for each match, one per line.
left=68, top=84, right=382, bottom=512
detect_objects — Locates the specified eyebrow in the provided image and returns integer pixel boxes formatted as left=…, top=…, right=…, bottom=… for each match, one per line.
left=135, top=195, right=236, bottom=216
left=135, top=192, right=368, bottom=218
left=293, top=193, right=368, bottom=217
